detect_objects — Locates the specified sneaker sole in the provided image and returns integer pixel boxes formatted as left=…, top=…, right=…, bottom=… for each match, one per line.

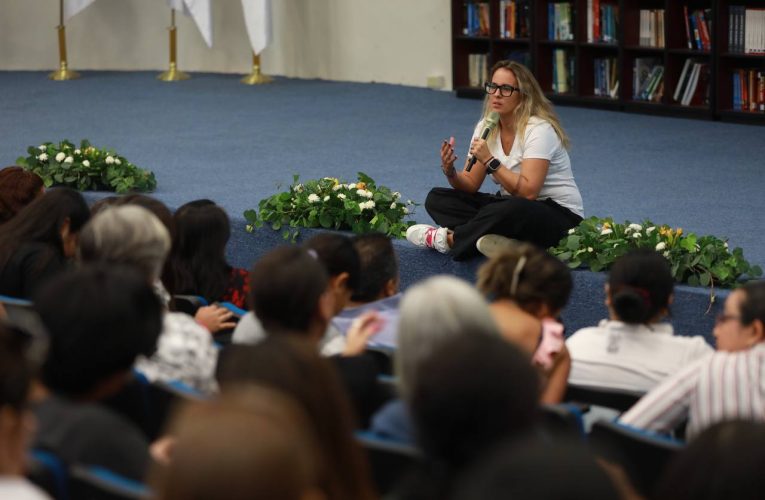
left=476, top=234, right=521, bottom=258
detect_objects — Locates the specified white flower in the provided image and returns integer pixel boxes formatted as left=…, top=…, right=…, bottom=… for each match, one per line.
left=55, top=152, right=66, bottom=162
left=356, top=189, right=373, bottom=199
left=393, top=192, right=401, bottom=200
left=663, top=251, right=670, bottom=258
left=294, top=184, right=304, bottom=193
left=347, top=183, right=357, bottom=190
left=632, top=233, right=641, bottom=239
left=724, top=242, right=729, bottom=250
left=38, top=145, right=47, bottom=151
left=628, top=223, right=642, bottom=232
left=406, top=199, right=414, bottom=205
left=323, top=196, right=330, bottom=202
left=308, top=194, right=320, bottom=203
left=402, top=206, right=409, bottom=214
left=332, top=184, right=343, bottom=191
left=82, top=160, right=90, bottom=167
left=600, top=228, right=613, bottom=236
left=359, top=200, right=375, bottom=211
left=74, top=149, right=81, bottom=155
left=337, top=193, right=346, bottom=200
left=37, top=153, right=48, bottom=161
left=655, top=242, right=667, bottom=251
left=105, top=156, right=115, bottom=165
left=390, top=202, right=397, bottom=209
left=114, top=158, right=121, bottom=165
left=568, top=228, right=576, bottom=235
left=64, top=156, right=73, bottom=164
left=587, top=247, right=594, bottom=253
left=646, top=226, right=656, bottom=235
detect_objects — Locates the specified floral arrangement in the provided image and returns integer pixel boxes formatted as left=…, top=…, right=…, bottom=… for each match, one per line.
left=17, top=140, right=157, bottom=193
left=244, top=172, right=416, bottom=240
left=551, top=217, right=762, bottom=292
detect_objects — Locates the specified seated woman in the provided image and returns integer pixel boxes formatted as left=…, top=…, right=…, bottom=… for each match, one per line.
left=165, top=200, right=250, bottom=309
left=0, top=188, right=90, bottom=299
left=0, top=166, right=44, bottom=225
left=476, top=242, right=573, bottom=403
left=406, top=60, right=583, bottom=260
left=566, top=249, right=713, bottom=393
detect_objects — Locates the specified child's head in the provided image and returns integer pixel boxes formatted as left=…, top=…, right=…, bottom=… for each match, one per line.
left=351, top=233, right=399, bottom=303
left=303, top=234, right=360, bottom=314
left=607, top=250, right=674, bottom=324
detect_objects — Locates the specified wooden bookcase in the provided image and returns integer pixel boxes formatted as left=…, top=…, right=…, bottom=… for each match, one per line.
left=451, top=0, right=765, bottom=124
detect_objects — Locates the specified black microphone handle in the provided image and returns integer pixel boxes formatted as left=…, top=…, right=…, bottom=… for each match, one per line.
left=465, top=126, right=493, bottom=172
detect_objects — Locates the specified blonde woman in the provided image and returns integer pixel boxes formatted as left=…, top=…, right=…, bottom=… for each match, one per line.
left=407, top=60, right=584, bottom=260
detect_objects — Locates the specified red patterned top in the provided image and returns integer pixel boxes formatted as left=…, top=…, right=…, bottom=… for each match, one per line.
left=221, top=267, right=250, bottom=310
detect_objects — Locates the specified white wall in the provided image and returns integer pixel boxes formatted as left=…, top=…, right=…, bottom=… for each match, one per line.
left=0, top=0, right=453, bottom=89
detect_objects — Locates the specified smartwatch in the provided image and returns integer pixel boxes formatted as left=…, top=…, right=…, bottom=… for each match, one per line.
left=486, top=157, right=502, bottom=173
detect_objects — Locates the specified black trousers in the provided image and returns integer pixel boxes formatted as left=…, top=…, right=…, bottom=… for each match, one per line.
left=425, top=187, right=583, bottom=261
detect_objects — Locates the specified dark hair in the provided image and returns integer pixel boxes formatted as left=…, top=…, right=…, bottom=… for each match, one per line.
left=35, top=265, right=163, bottom=398
left=608, top=249, right=674, bottom=324
left=248, top=246, right=329, bottom=334
left=454, top=438, right=619, bottom=500
left=0, top=166, right=44, bottom=224
left=303, top=233, right=361, bottom=293
left=166, top=200, right=233, bottom=303
left=0, top=322, right=34, bottom=411
left=89, top=195, right=120, bottom=215
left=477, top=242, right=572, bottom=315
left=0, top=188, right=90, bottom=271
left=410, top=333, right=539, bottom=472
left=216, top=337, right=376, bottom=500
left=739, top=280, right=765, bottom=328
left=351, top=232, right=399, bottom=302
left=656, top=420, right=765, bottom=500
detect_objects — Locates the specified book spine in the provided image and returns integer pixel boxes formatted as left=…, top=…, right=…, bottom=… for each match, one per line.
left=685, top=6, right=693, bottom=49
left=698, top=11, right=711, bottom=51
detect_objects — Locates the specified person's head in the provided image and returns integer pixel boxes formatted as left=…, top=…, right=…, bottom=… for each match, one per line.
left=396, top=275, right=499, bottom=399
left=79, top=205, right=171, bottom=283
left=35, top=265, right=163, bottom=399
left=0, top=166, right=44, bottom=224
left=351, top=233, right=399, bottom=303
left=0, top=187, right=90, bottom=265
left=216, top=337, right=375, bottom=500
left=0, top=322, right=36, bottom=475
left=410, top=333, right=539, bottom=472
left=114, top=194, right=175, bottom=240
left=454, top=438, right=619, bottom=500
left=477, top=242, right=572, bottom=318
left=249, top=246, right=333, bottom=339
left=606, top=249, right=674, bottom=324
left=481, top=60, right=570, bottom=149
left=656, top=420, right=765, bottom=500
left=152, top=386, right=326, bottom=500
left=303, top=233, right=360, bottom=314
left=713, top=281, right=765, bottom=352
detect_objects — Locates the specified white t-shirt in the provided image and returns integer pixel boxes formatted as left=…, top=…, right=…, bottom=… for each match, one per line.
left=472, top=116, right=584, bottom=217
left=566, top=319, right=714, bottom=393
left=232, top=311, right=346, bottom=356
left=0, top=478, right=51, bottom=500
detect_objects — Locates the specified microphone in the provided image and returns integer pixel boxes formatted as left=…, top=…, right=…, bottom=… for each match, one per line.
left=466, top=111, right=500, bottom=172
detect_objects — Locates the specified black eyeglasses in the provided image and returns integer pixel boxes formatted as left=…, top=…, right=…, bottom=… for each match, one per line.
left=485, top=82, right=521, bottom=97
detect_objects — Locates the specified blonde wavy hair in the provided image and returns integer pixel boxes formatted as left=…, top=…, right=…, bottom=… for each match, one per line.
left=481, top=60, right=570, bottom=150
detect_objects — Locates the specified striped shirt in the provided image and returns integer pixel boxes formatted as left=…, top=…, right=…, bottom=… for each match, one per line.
left=619, top=343, right=765, bottom=439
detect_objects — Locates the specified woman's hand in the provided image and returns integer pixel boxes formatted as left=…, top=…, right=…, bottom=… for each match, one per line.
left=469, top=137, right=492, bottom=165
left=440, top=137, right=457, bottom=176
left=342, top=311, right=384, bottom=356
left=195, top=305, right=237, bottom=333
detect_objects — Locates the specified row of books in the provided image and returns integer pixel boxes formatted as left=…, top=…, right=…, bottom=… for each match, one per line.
left=639, top=9, right=664, bottom=48
left=593, top=57, right=618, bottom=98
left=729, top=7, right=765, bottom=54
left=684, top=8, right=712, bottom=51
left=499, top=1, right=530, bottom=39
left=633, top=58, right=663, bottom=102
left=732, top=69, right=765, bottom=112
left=463, top=1, right=490, bottom=37
left=548, top=2, right=574, bottom=41
left=673, top=59, right=710, bottom=106
left=468, top=53, right=490, bottom=88
left=552, top=48, right=575, bottom=93
left=586, top=1, right=618, bottom=44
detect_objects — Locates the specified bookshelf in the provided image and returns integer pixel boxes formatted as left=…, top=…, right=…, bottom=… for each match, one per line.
left=451, top=0, right=765, bottom=124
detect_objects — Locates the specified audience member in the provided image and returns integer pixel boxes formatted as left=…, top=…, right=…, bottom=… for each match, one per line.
left=0, top=322, right=50, bottom=499
left=31, top=266, right=162, bottom=481
left=0, top=166, right=43, bottom=225
left=620, top=281, right=765, bottom=439
left=151, top=386, right=326, bottom=500
left=656, top=420, right=765, bottom=500
left=476, top=242, right=573, bottom=403
left=217, top=337, right=376, bottom=500
left=165, top=199, right=250, bottom=309
left=567, top=249, right=712, bottom=392
left=79, top=205, right=220, bottom=393
left=0, top=188, right=89, bottom=299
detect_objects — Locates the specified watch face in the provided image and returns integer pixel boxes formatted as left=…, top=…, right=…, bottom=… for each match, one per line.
left=489, top=158, right=501, bottom=171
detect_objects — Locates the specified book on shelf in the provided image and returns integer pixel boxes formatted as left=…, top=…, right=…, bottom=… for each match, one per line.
left=548, top=2, right=574, bottom=41
left=593, top=57, right=618, bottom=98
left=500, top=1, right=530, bottom=39
left=586, top=1, right=618, bottom=43
left=732, top=69, right=765, bottom=112
left=633, top=58, right=663, bottom=102
left=552, top=48, right=574, bottom=93
left=728, top=6, right=765, bottom=54
left=463, top=1, right=491, bottom=37
left=468, top=53, right=489, bottom=88
left=639, top=9, right=664, bottom=48
left=685, top=8, right=712, bottom=51
left=678, top=62, right=709, bottom=106
left=505, top=49, right=531, bottom=68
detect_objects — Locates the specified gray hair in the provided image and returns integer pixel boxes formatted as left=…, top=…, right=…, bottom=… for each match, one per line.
left=79, top=205, right=170, bottom=282
left=395, top=275, right=499, bottom=399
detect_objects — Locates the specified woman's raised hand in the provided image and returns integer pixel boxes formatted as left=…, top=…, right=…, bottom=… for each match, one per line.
left=440, top=136, right=457, bottom=176
left=469, top=137, right=491, bottom=165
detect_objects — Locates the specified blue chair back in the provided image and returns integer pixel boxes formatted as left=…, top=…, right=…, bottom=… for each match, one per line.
left=69, top=464, right=151, bottom=500
left=356, top=431, right=421, bottom=495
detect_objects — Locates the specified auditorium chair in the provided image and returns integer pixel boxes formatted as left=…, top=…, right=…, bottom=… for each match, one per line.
left=356, top=431, right=421, bottom=495
left=564, top=383, right=644, bottom=414
left=540, top=403, right=587, bottom=439
left=69, top=464, right=152, bottom=500
left=29, top=449, right=69, bottom=500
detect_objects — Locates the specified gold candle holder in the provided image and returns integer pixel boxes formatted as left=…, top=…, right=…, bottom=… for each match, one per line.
left=49, top=0, right=80, bottom=80
left=241, top=52, right=273, bottom=85
left=158, top=9, right=189, bottom=81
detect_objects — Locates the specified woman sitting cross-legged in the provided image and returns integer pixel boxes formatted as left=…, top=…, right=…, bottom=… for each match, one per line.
left=566, top=249, right=713, bottom=393
left=406, top=60, right=583, bottom=260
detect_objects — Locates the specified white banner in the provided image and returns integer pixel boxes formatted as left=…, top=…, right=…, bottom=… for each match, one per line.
left=165, top=0, right=213, bottom=48
left=242, top=0, right=272, bottom=55
left=64, top=0, right=97, bottom=21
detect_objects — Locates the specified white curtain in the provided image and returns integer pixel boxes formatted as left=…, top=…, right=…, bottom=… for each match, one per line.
left=165, top=0, right=213, bottom=48
left=64, top=0, right=97, bottom=21
left=242, top=0, right=272, bottom=55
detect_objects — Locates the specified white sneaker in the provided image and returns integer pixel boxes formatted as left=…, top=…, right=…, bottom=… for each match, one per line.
left=476, top=234, right=521, bottom=258
left=406, top=224, right=450, bottom=254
